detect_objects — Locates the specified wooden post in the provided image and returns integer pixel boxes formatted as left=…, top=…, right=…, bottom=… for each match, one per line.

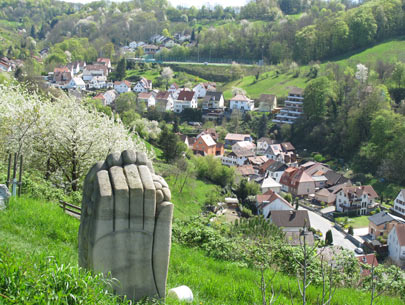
left=6, top=153, right=11, bottom=188
left=11, top=153, right=17, bottom=197
left=18, top=155, right=23, bottom=197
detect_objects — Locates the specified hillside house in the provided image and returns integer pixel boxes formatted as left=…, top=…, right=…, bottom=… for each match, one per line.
left=230, top=94, right=254, bottom=111
left=336, top=185, right=379, bottom=216
left=264, top=142, right=297, bottom=165
left=197, top=128, right=219, bottom=141
left=53, top=67, right=73, bottom=85
left=88, top=76, right=108, bottom=89
left=273, top=87, right=304, bottom=124
left=174, top=90, right=197, bottom=113
left=324, top=170, right=351, bottom=188
left=96, top=58, right=112, bottom=71
left=258, top=94, right=277, bottom=112
left=368, top=212, right=405, bottom=240
left=168, top=83, right=179, bottom=95
left=269, top=210, right=311, bottom=232
left=232, top=141, right=256, bottom=156
left=256, top=190, right=293, bottom=218
left=257, top=137, right=277, bottom=155
left=259, top=160, right=287, bottom=183
left=114, top=80, right=131, bottom=94
left=224, top=133, right=252, bottom=148
left=221, top=149, right=255, bottom=167
left=261, top=176, right=282, bottom=193
left=393, top=190, right=405, bottom=218
left=66, top=77, right=85, bottom=90
left=388, top=224, right=405, bottom=266
left=83, top=65, right=108, bottom=81
left=314, top=189, right=336, bottom=205
left=102, top=90, right=117, bottom=106
left=133, top=77, right=152, bottom=93
left=202, top=92, right=224, bottom=109
left=280, top=167, right=315, bottom=197
left=138, top=92, right=156, bottom=108
left=67, top=62, right=81, bottom=75
left=142, top=44, right=159, bottom=54
left=357, top=254, right=379, bottom=276
left=155, top=91, right=174, bottom=112
left=236, top=164, right=256, bottom=181
left=192, top=134, right=223, bottom=156
left=247, top=156, right=268, bottom=172
left=193, top=82, right=216, bottom=98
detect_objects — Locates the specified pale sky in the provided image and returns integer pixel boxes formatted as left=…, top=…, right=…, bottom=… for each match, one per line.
left=59, top=0, right=248, bottom=8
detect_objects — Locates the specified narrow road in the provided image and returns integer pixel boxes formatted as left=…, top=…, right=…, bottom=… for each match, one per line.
left=299, top=206, right=357, bottom=251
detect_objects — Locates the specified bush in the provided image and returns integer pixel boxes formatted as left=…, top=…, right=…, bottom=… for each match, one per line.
left=348, top=226, right=354, bottom=235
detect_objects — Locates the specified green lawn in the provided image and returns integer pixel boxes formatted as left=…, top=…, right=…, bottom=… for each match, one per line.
left=336, top=215, right=370, bottom=229
left=1, top=197, right=403, bottom=304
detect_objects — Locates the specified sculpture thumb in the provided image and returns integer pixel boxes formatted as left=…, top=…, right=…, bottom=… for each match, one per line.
left=153, top=201, right=174, bottom=298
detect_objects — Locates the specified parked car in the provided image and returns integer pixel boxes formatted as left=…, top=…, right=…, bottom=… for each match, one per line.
left=355, top=247, right=364, bottom=254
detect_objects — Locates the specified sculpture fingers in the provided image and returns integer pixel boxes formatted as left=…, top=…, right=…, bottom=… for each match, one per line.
left=138, top=165, right=156, bottom=233
left=109, top=166, right=130, bottom=231
left=124, top=164, right=144, bottom=231
left=153, top=201, right=174, bottom=298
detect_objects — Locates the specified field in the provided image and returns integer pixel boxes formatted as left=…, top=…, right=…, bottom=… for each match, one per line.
left=1, top=196, right=403, bottom=304
left=336, top=215, right=370, bottom=229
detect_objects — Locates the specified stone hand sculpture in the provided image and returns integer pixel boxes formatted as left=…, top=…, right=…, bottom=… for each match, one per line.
left=78, top=150, right=173, bottom=302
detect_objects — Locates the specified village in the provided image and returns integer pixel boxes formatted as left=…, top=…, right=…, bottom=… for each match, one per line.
left=2, top=48, right=405, bottom=274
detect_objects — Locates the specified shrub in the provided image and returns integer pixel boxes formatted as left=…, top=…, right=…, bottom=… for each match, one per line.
left=348, top=226, right=354, bottom=235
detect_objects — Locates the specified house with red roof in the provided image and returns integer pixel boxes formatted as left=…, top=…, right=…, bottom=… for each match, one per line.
left=336, top=185, right=379, bottom=215
left=133, top=77, right=152, bottom=93
left=279, top=167, right=315, bottom=197
left=192, top=134, right=223, bottom=156
left=97, top=58, right=111, bottom=70
left=256, top=189, right=293, bottom=218
left=114, top=80, right=132, bottom=94
left=230, top=94, right=254, bottom=111
left=155, top=91, right=174, bottom=112
left=357, top=254, right=378, bottom=276
left=174, top=90, right=197, bottom=113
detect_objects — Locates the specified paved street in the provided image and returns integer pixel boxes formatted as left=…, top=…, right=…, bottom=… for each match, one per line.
left=299, top=206, right=357, bottom=251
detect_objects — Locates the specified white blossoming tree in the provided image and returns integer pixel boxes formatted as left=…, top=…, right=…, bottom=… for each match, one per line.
left=0, top=83, right=150, bottom=192
left=355, top=63, right=368, bottom=83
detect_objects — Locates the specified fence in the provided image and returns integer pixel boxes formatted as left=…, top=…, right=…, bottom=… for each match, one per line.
left=59, top=200, right=81, bottom=219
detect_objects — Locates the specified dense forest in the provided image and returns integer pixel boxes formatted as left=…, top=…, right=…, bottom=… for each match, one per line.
left=2, top=0, right=404, bottom=65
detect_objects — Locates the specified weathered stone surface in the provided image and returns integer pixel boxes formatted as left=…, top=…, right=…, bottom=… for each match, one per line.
left=79, top=150, right=173, bottom=302
left=168, top=286, right=194, bottom=303
left=0, top=184, right=11, bottom=210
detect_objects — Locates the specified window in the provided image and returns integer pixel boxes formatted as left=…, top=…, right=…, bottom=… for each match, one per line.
left=380, top=232, right=384, bottom=236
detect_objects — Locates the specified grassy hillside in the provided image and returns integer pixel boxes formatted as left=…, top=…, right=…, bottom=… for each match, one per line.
left=220, top=37, right=405, bottom=99
left=1, top=197, right=403, bottom=304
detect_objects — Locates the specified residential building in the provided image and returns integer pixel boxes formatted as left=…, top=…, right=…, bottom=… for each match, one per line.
left=0, top=59, right=12, bottom=72
left=256, top=137, right=277, bottom=155
left=155, top=91, right=174, bottom=112
left=232, top=141, right=256, bottom=156
left=197, top=128, right=219, bottom=141
left=259, top=160, right=287, bottom=183
left=393, top=189, right=405, bottom=218
left=221, top=149, right=255, bottom=167
left=324, top=170, right=351, bottom=188
left=269, top=210, right=311, bottom=232
left=356, top=254, right=378, bottom=276
left=314, top=189, right=336, bottom=205
left=256, top=189, right=293, bottom=218
left=388, top=223, right=405, bottom=266
left=138, top=92, right=156, bottom=108
left=142, top=44, right=159, bottom=54
left=258, top=94, right=277, bottom=112
left=88, top=76, right=108, bottom=89
left=53, top=67, right=73, bottom=85
left=224, top=133, right=252, bottom=148
left=202, top=92, right=224, bottom=109
left=83, top=65, right=108, bottom=81
left=247, top=156, right=268, bottom=172
left=192, top=134, right=218, bottom=156
left=103, top=90, right=117, bottom=106
left=236, top=164, right=256, bottom=181
left=368, top=212, right=405, bottom=240
left=273, top=87, right=304, bottom=124
left=261, top=176, right=282, bottom=194
left=279, top=167, right=315, bottom=197
left=193, top=82, right=216, bottom=98
left=96, top=58, right=112, bottom=71
left=66, top=77, right=85, bottom=90
left=133, top=77, right=152, bottom=93
left=229, top=94, right=254, bottom=111
left=174, top=90, right=197, bottom=113
left=263, top=142, right=297, bottom=165
left=114, top=80, right=131, bottom=94
left=168, top=83, right=179, bottom=95
left=336, top=185, right=379, bottom=216
left=66, top=62, right=81, bottom=75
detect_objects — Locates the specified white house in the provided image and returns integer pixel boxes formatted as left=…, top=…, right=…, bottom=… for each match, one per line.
left=97, top=58, right=112, bottom=71
left=388, top=224, right=405, bottom=267
left=104, top=90, right=117, bottom=105
left=67, top=62, right=81, bottom=75
left=168, top=83, right=179, bottom=95
left=114, top=80, right=131, bottom=94
left=393, top=189, right=405, bottom=217
left=133, top=77, right=152, bottom=93
left=265, top=144, right=284, bottom=162
left=66, top=77, right=86, bottom=90
left=129, top=41, right=138, bottom=49
left=174, top=90, right=197, bottom=113
left=83, top=65, right=108, bottom=81
left=202, top=92, right=224, bottom=109
left=88, top=76, right=107, bottom=89
left=138, top=92, right=156, bottom=108
left=335, top=185, right=379, bottom=215
left=257, top=190, right=293, bottom=218
left=155, top=91, right=174, bottom=112
left=260, top=160, right=288, bottom=183
left=229, top=94, right=254, bottom=111
left=256, top=137, right=276, bottom=155
left=193, top=82, right=216, bottom=98
left=261, top=176, right=282, bottom=194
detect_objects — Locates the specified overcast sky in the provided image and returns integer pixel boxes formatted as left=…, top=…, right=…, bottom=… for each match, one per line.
left=60, top=0, right=249, bottom=8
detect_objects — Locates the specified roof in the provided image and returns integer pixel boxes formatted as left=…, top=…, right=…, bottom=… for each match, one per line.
left=356, top=254, right=378, bottom=269
left=259, top=94, right=276, bottom=103
left=248, top=156, right=268, bottom=166
left=368, top=212, right=404, bottom=226
left=270, top=210, right=310, bottom=228
left=328, top=182, right=352, bottom=194
left=258, top=137, right=277, bottom=145
left=342, top=185, right=378, bottom=200
left=324, top=170, right=349, bottom=186
left=137, top=77, right=152, bottom=88
left=261, top=176, right=282, bottom=189
left=138, top=92, right=153, bottom=99
left=257, top=189, right=292, bottom=207
left=312, top=175, right=328, bottom=182
left=233, top=148, right=255, bottom=158
left=225, top=133, right=251, bottom=141
left=94, top=93, right=105, bottom=100
left=156, top=91, right=170, bottom=100
left=400, top=189, right=405, bottom=199
left=115, top=80, right=131, bottom=87
left=85, top=64, right=107, bottom=72
left=230, top=94, right=253, bottom=102
left=264, top=160, right=287, bottom=172
left=285, top=231, right=314, bottom=246
left=72, top=77, right=85, bottom=85
left=280, top=167, right=314, bottom=188
left=395, top=224, right=405, bottom=246
left=289, top=87, right=304, bottom=95
left=316, top=188, right=332, bottom=197
left=233, top=141, right=256, bottom=151
left=281, top=142, right=295, bottom=151
left=200, top=134, right=216, bottom=147
left=236, top=164, right=255, bottom=176
left=97, top=58, right=111, bottom=64
left=203, top=91, right=223, bottom=101
left=177, top=90, right=196, bottom=101
left=54, top=67, right=70, bottom=73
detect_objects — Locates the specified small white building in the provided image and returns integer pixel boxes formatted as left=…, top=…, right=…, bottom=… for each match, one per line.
left=114, top=80, right=132, bottom=94
left=193, top=82, right=216, bottom=98
left=261, top=176, right=282, bottom=194
left=388, top=224, right=405, bottom=267
left=257, top=190, right=293, bottom=218
left=256, top=137, right=276, bottom=155
left=138, top=92, right=156, bottom=108
left=335, top=185, right=379, bottom=215
left=88, top=76, right=107, bottom=89
left=83, top=65, right=108, bottom=81
left=393, top=189, right=405, bottom=217
left=104, top=90, right=117, bottom=106
left=133, top=77, right=152, bottom=93
left=155, top=91, right=174, bottom=112
left=230, top=94, right=254, bottom=111
left=66, top=77, right=85, bottom=90
left=174, top=90, right=197, bottom=113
